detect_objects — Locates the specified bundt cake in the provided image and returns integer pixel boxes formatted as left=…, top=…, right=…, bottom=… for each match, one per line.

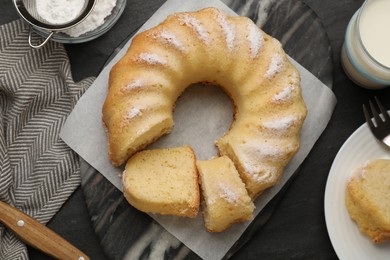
left=346, top=159, right=390, bottom=243
left=102, top=7, right=307, bottom=198
left=122, top=145, right=200, bottom=217
left=197, top=156, right=255, bottom=232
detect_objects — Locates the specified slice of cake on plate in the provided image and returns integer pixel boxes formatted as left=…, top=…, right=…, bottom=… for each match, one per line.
left=346, top=159, right=390, bottom=243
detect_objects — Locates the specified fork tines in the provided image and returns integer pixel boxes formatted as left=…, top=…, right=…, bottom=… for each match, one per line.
left=363, top=97, right=390, bottom=147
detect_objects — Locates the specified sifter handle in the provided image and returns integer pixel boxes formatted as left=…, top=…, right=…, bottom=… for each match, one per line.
left=28, top=26, right=55, bottom=49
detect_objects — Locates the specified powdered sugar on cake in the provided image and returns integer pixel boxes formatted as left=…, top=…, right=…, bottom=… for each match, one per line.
left=265, top=54, right=285, bottom=78
left=262, top=115, right=297, bottom=132
left=250, top=168, right=277, bottom=183
left=218, top=183, right=239, bottom=205
left=241, top=161, right=262, bottom=177
left=121, top=107, right=142, bottom=127
left=359, top=168, right=368, bottom=180
left=215, top=12, right=235, bottom=50
left=273, top=85, right=295, bottom=102
left=125, top=107, right=142, bottom=120
left=135, top=52, right=167, bottom=65
left=207, top=197, right=216, bottom=205
left=149, top=30, right=186, bottom=52
left=122, top=79, right=147, bottom=92
left=250, top=142, right=283, bottom=159
left=238, top=153, right=277, bottom=183
left=247, top=23, right=263, bottom=58
left=178, top=14, right=209, bottom=43
left=236, top=142, right=285, bottom=172
left=357, top=161, right=371, bottom=180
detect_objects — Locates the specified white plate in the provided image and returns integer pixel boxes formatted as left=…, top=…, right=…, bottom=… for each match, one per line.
left=324, top=122, right=390, bottom=260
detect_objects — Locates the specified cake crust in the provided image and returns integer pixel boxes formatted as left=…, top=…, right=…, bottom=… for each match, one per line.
left=346, top=159, right=390, bottom=243
left=197, top=156, right=255, bottom=232
left=103, top=7, right=307, bottom=201
left=122, top=146, right=200, bottom=218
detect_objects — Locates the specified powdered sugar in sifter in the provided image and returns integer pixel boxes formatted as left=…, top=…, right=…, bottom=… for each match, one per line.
left=13, top=0, right=96, bottom=48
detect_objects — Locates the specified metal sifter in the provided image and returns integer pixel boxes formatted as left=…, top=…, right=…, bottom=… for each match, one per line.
left=13, top=0, right=96, bottom=48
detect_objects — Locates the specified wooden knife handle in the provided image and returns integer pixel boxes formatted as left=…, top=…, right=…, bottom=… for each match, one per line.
left=0, top=201, right=89, bottom=260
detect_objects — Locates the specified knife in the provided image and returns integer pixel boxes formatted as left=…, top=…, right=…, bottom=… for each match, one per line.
left=0, top=200, right=89, bottom=260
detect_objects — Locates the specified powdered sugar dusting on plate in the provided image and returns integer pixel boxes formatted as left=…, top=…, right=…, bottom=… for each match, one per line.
left=177, top=14, right=209, bottom=43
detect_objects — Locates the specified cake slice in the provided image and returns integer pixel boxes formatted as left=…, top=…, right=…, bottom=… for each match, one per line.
left=346, top=159, right=390, bottom=243
left=122, top=145, right=199, bottom=218
left=197, top=156, right=255, bottom=232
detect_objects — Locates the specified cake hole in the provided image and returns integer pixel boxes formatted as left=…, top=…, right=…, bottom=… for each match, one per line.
left=148, top=83, right=234, bottom=160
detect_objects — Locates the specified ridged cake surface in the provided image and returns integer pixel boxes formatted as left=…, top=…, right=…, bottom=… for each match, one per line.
left=103, top=7, right=307, bottom=198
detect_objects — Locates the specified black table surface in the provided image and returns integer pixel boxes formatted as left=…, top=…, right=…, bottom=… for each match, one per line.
left=1, top=0, right=390, bottom=259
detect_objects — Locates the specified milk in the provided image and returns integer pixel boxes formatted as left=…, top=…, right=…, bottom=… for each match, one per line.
left=341, top=0, right=390, bottom=89
left=359, top=0, right=390, bottom=68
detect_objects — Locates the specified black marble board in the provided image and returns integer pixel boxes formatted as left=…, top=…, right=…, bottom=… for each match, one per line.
left=81, top=0, right=333, bottom=259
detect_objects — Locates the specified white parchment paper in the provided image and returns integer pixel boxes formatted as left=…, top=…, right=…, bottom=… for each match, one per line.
left=60, top=0, right=337, bottom=259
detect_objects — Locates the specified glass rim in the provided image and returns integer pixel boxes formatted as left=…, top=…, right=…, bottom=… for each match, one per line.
left=356, top=0, right=390, bottom=70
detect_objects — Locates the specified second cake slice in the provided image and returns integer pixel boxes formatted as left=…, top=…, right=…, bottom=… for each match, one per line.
left=197, top=156, right=255, bottom=232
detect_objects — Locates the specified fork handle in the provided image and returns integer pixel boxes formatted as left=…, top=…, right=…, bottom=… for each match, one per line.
left=0, top=201, right=89, bottom=260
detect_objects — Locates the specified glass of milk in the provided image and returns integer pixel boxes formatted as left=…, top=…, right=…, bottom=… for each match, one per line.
left=341, top=0, right=390, bottom=89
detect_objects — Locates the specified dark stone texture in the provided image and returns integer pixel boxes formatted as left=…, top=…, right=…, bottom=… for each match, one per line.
left=2, top=0, right=390, bottom=259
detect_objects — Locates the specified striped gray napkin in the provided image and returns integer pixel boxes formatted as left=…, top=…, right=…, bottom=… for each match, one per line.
left=0, top=20, right=95, bottom=259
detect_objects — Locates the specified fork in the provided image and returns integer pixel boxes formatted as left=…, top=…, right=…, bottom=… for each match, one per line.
left=363, top=97, right=390, bottom=148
